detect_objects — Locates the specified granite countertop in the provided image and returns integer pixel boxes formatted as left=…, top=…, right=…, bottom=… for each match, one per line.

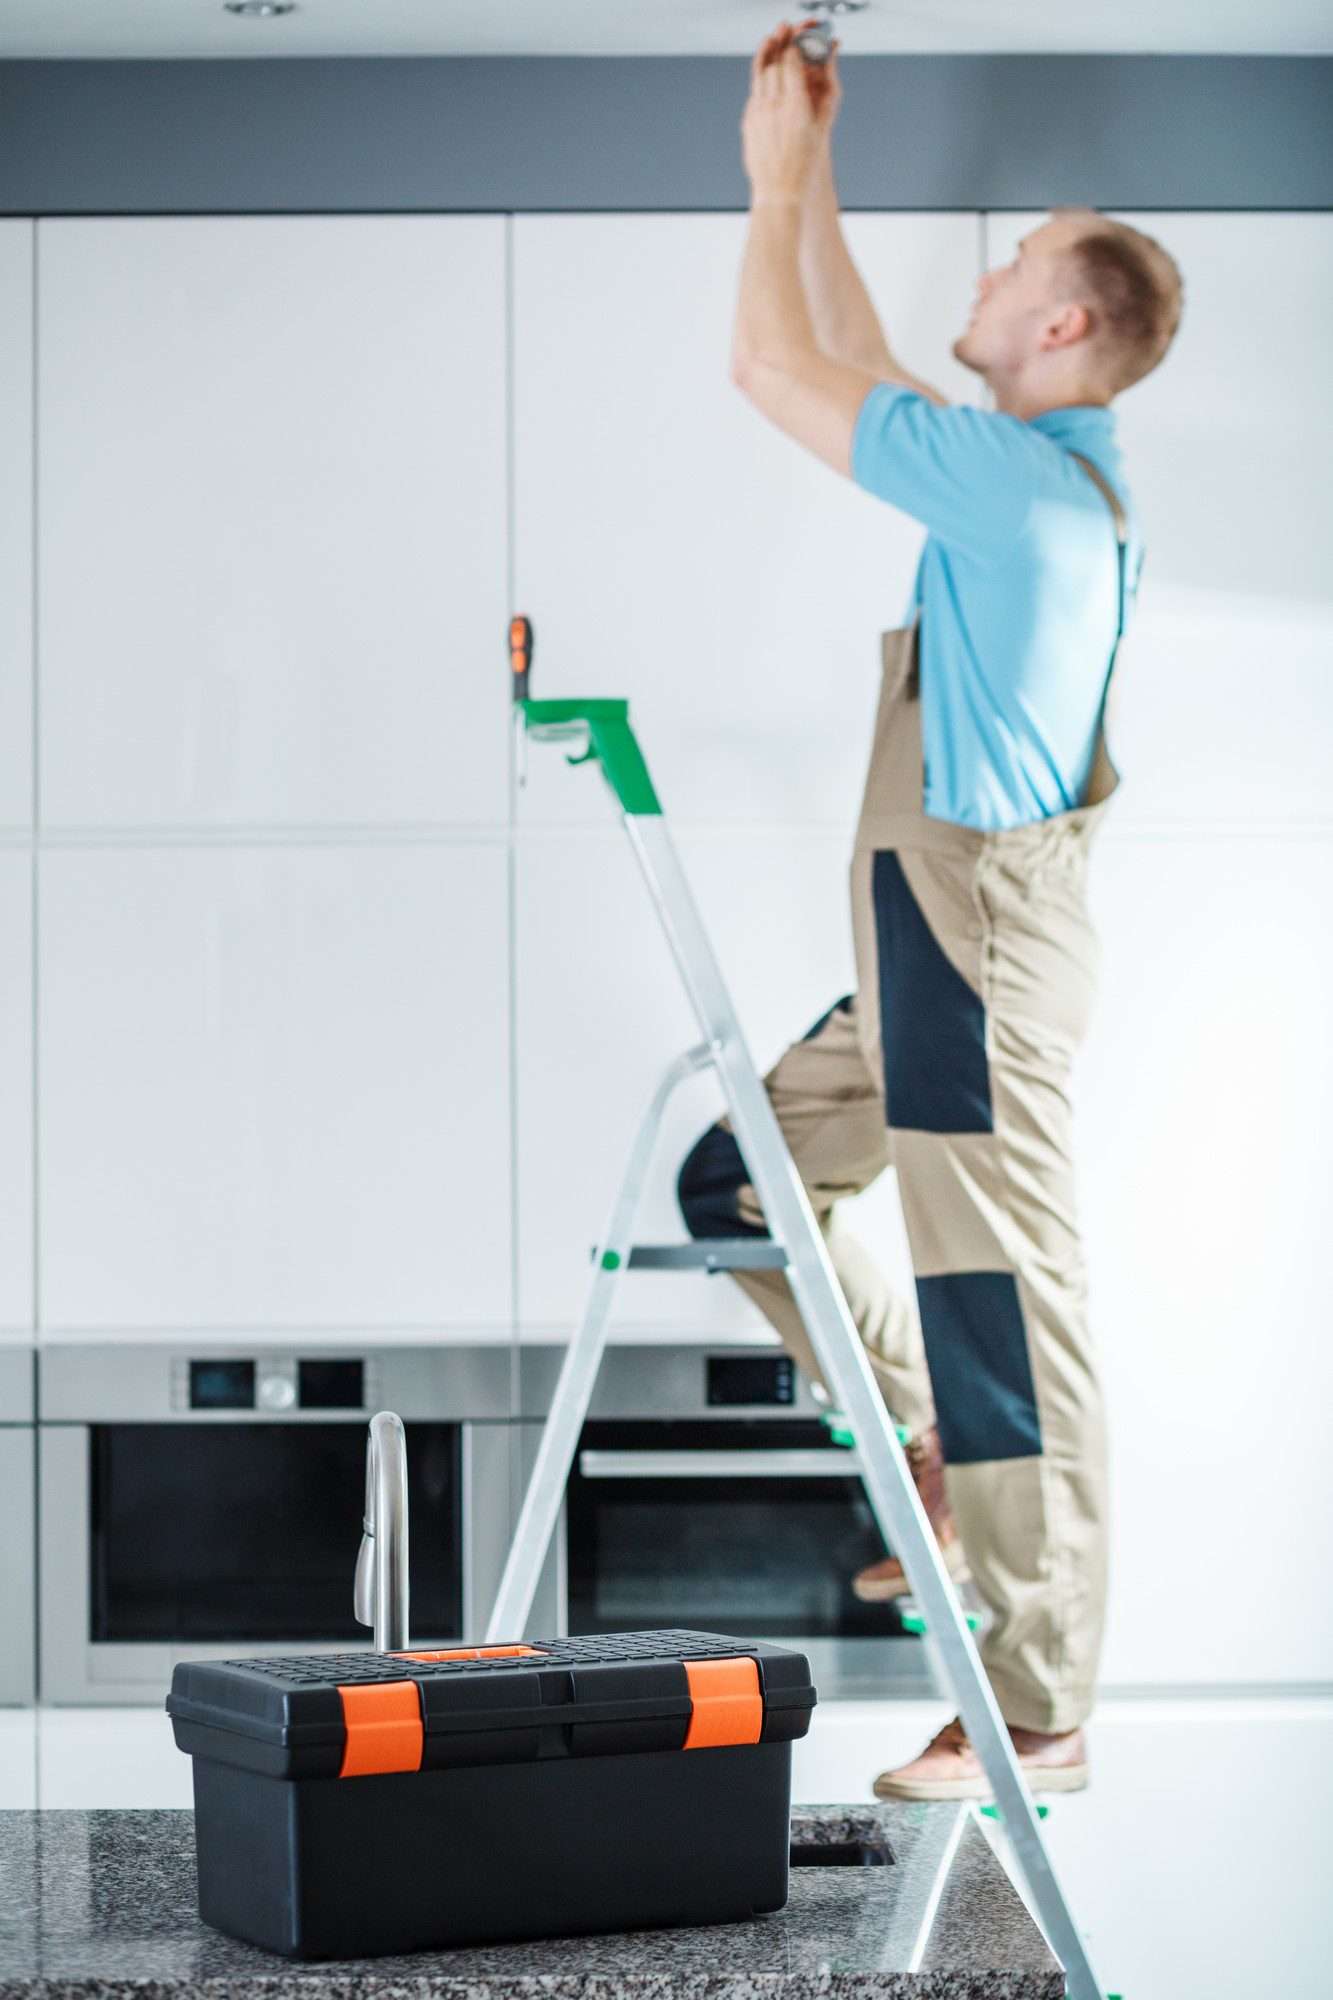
left=0, top=1806, right=1060, bottom=1999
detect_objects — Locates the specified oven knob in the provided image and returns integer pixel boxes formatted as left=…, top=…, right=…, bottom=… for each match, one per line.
left=257, top=1371, right=296, bottom=1411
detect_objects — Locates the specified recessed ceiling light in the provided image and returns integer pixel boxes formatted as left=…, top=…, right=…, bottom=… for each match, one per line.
left=224, top=2, right=298, bottom=17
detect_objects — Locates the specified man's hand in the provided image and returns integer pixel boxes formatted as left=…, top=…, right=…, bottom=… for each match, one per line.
left=732, top=22, right=941, bottom=479
left=741, top=32, right=826, bottom=203
left=755, top=18, right=842, bottom=131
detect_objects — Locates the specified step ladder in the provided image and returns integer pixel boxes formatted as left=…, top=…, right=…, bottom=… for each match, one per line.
left=487, top=617, right=1104, bottom=2000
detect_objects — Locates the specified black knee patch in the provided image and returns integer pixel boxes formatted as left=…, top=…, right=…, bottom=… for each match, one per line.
left=872, top=849, right=991, bottom=1134
left=916, top=1270, right=1042, bottom=1463
left=676, top=1125, right=769, bottom=1241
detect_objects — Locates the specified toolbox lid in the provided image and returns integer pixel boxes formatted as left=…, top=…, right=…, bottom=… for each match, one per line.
left=167, top=1629, right=815, bottom=1781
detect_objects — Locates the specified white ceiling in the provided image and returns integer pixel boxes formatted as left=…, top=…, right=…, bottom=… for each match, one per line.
left=0, top=0, right=1329, bottom=60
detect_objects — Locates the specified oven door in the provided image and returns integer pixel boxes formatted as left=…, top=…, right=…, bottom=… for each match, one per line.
left=39, top=1417, right=486, bottom=1703
left=565, top=1418, right=939, bottom=1698
left=92, top=1418, right=464, bottom=1644
left=37, top=1341, right=564, bottom=1706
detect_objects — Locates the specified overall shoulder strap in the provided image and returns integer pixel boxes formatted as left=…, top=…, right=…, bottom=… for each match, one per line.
left=1065, top=451, right=1134, bottom=811
left=1068, top=450, right=1130, bottom=653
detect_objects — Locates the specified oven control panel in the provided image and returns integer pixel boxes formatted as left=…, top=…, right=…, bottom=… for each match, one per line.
left=178, top=1356, right=368, bottom=1413
left=705, top=1355, right=795, bottom=1407
left=188, top=1358, right=256, bottom=1409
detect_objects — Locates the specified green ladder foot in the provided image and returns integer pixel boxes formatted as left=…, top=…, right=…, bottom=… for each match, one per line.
left=980, top=1801, right=1050, bottom=1821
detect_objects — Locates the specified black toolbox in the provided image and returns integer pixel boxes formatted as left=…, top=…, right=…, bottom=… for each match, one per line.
left=167, top=1628, right=816, bottom=1959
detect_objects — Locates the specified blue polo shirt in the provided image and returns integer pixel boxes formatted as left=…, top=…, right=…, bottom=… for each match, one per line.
left=849, top=385, right=1143, bottom=831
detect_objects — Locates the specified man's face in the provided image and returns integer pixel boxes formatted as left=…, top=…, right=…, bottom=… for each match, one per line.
left=953, top=215, right=1088, bottom=377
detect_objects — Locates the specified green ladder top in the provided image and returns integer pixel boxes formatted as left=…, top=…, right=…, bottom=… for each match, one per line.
left=520, top=698, right=662, bottom=817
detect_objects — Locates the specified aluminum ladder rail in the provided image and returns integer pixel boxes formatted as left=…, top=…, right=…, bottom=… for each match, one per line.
left=486, top=660, right=1103, bottom=2000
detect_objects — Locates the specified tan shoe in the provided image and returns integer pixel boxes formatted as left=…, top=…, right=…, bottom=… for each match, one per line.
left=873, top=1716, right=1088, bottom=1802
left=853, top=1534, right=971, bottom=1602
left=852, top=1425, right=970, bottom=1602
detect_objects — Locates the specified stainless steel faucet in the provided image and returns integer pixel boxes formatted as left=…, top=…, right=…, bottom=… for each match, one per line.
left=353, top=1410, right=410, bottom=1652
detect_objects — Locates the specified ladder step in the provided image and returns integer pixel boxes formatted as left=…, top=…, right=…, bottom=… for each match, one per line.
left=591, top=1241, right=790, bottom=1272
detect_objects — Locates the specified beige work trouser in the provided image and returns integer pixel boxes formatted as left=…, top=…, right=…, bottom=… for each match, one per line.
left=678, top=623, right=1115, bottom=1734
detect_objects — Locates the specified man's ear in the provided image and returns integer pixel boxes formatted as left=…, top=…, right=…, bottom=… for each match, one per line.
left=1039, top=302, right=1092, bottom=352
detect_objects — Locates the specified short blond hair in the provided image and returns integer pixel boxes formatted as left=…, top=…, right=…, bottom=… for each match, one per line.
left=1058, top=213, right=1183, bottom=394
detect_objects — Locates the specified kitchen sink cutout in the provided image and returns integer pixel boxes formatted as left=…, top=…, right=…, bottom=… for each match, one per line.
left=789, top=1839, right=893, bottom=1867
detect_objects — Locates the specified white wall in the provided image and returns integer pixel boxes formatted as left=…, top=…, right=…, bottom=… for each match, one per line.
left=7, top=209, right=1331, bottom=1694
left=790, top=1692, right=1333, bottom=2000
left=987, top=214, right=1333, bottom=1689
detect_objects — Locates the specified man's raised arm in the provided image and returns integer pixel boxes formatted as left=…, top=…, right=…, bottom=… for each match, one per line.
left=796, top=40, right=946, bottom=405
left=730, top=29, right=949, bottom=478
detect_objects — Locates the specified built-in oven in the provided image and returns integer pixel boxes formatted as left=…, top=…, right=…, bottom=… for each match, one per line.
left=572, top=1344, right=938, bottom=1701
left=0, top=1343, right=35, bottom=1704
left=37, top=1343, right=561, bottom=1705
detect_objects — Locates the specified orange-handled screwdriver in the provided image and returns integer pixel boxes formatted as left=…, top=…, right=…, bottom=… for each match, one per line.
left=509, top=615, right=533, bottom=703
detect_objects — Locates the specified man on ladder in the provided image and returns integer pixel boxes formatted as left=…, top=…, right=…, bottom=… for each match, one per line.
left=678, top=22, right=1182, bottom=1800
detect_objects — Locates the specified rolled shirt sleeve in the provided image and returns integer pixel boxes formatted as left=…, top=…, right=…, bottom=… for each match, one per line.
left=850, top=382, right=1039, bottom=565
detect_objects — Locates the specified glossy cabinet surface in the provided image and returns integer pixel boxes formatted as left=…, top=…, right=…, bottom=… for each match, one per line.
left=512, top=213, right=980, bottom=830
left=37, top=218, right=509, bottom=831
left=0, top=854, right=32, bottom=1332
left=13, top=210, right=1331, bottom=1695
left=39, top=844, right=512, bottom=1331
left=0, top=224, right=32, bottom=830
left=514, top=822, right=878, bottom=1333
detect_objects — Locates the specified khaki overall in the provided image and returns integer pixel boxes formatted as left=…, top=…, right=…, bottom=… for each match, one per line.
left=679, top=458, right=1127, bottom=1734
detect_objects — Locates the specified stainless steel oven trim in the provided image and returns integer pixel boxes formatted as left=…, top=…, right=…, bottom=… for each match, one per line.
left=585, top=1343, right=825, bottom=1421
left=35, top=1339, right=906, bottom=1703
left=0, top=1344, right=35, bottom=1706
left=577, top=1449, right=864, bottom=1479
left=39, top=1423, right=167, bottom=1702
left=0, top=1424, right=35, bottom=1705
left=38, top=1343, right=535, bottom=1423
left=465, top=1423, right=563, bottom=1642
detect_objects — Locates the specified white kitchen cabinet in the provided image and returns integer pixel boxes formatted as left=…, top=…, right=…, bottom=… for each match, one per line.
left=0, top=852, right=33, bottom=1331
left=512, top=213, right=980, bottom=830
left=985, top=213, right=1333, bottom=829
left=0, top=223, right=32, bottom=829
left=39, top=843, right=512, bottom=1332
left=515, top=824, right=739, bottom=1337
left=37, top=217, right=509, bottom=831
left=1080, top=830, right=1333, bottom=1686
left=514, top=820, right=914, bottom=1335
